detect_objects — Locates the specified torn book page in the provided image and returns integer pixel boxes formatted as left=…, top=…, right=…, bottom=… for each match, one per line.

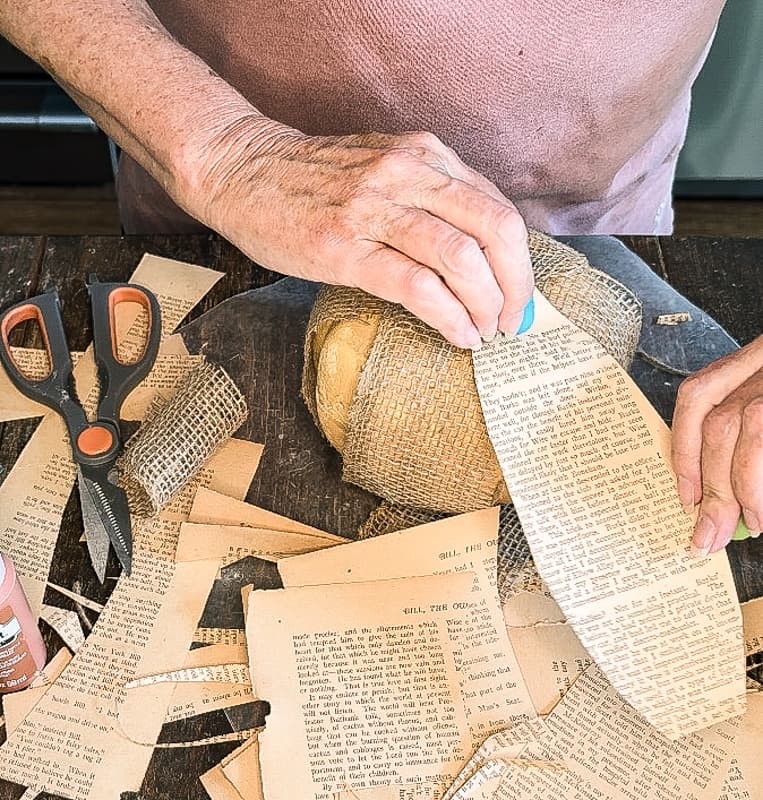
left=279, top=508, right=535, bottom=724
left=249, top=570, right=531, bottom=800
left=0, top=438, right=262, bottom=799
left=0, top=254, right=222, bottom=620
left=742, top=596, right=763, bottom=658
left=1, top=647, right=72, bottom=735
left=39, top=603, right=85, bottom=653
left=732, top=691, right=763, bottom=798
left=201, top=737, right=259, bottom=800
left=471, top=664, right=737, bottom=800
left=506, top=623, right=591, bottom=715
left=719, top=761, right=755, bottom=800
left=472, top=290, right=745, bottom=738
left=501, top=591, right=565, bottom=627
left=194, top=627, right=247, bottom=647
left=221, top=734, right=265, bottom=800
left=189, top=487, right=344, bottom=542
left=176, top=521, right=340, bottom=565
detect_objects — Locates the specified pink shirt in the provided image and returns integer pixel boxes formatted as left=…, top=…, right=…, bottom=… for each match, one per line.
left=118, top=0, right=724, bottom=234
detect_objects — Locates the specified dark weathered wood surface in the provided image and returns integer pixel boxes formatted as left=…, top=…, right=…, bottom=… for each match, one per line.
left=0, top=234, right=761, bottom=800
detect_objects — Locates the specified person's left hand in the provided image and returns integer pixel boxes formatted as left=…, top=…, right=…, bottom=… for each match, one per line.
left=672, top=334, right=763, bottom=554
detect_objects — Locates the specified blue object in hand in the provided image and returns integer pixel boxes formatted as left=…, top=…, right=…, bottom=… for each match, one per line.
left=516, top=296, right=535, bottom=335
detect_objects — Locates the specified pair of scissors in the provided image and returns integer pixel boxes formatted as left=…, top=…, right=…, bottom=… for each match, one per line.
left=0, top=277, right=161, bottom=582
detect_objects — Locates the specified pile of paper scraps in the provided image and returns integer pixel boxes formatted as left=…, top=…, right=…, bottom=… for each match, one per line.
left=0, top=255, right=760, bottom=800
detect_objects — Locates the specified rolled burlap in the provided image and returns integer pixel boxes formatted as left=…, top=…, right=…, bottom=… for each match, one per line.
left=119, top=359, right=248, bottom=516
left=302, top=231, right=641, bottom=514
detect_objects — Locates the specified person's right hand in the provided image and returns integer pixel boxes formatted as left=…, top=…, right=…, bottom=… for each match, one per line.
left=180, top=120, right=534, bottom=349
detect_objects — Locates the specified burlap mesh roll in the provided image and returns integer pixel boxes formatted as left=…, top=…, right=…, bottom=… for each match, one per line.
left=302, top=231, right=642, bottom=514
left=119, top=359, right=248, bottom=516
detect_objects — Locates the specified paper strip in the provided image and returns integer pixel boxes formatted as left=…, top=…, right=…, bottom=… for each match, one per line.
left=1, top=648, right=72, bottom=735
left=39, top=604, right=86, bottom=652
left=742, top=597, right=763, bottom=658
left=177, top=522, right=340, bottom=564
left=189, top=487, right=344, bottom=542
left=45, top=583, right=105, bottom=613
left=0, top=254, right=222, bottom=619
left=126, top=662, right=250, bottom=688
left=472, top=290, right=745, bottom=738
left=194, top=627, right=248, bottom=647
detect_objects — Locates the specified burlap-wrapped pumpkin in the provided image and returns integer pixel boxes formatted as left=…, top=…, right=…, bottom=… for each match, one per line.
left=302, top=231, right=641, bottom=514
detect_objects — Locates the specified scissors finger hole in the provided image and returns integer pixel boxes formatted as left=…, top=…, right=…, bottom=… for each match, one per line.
left=0, top=304, right=53, bottom=380
left=109, top=288, right=153, bottom=366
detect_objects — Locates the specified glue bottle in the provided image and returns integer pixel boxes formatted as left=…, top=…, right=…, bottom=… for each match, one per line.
left=0, top=552, right=46, bottom=693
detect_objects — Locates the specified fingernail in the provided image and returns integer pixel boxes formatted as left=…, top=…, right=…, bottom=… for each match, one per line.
left=461, top=326, right=482, bottom=351
left=677, top=476, right=695, bottom=515
left=691, top=515, right=715, bottom=557
left=482, top=325, right=499, bottom=343
left=743, top=508, right=761, bottom=533
left=516, top=297, right=535, bottom=335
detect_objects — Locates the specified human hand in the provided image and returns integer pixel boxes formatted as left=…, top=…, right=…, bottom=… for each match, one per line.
left=185, top=121, right=534, bottom=349
left=672, top=334, right=763, bottom=554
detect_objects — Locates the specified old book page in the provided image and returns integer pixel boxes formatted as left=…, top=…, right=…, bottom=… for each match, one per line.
left=221, top=734, right=265, bottom=800
left=506, top=623, right=591, bottom=715
left=249, top=571, right=521, bottom=800
left=279, top=508, right=536, bottom=723
left=201, top=737, right=260, bottom=800
left=0, top=254, right=222, bottom=619
left=472, top=290, right=745, bottom=738
left=733, top=691, right=763, bottom=798
left=189, top=487, right=345, bottom=542
left=0, top=438, right=262, bottom=799
left=1, top=647, right=72, bottom=735
left=176, top=521, right=341, bottom=565
left=742, top=597, right=763, bottom=657
left=464, top=664, right=736, bottom=800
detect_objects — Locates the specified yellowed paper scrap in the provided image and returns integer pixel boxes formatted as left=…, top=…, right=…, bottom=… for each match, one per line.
left=0, top=254, right=222, bottom=620
left=506, top=623, right=591, bottom=715
left=200, top=766, right=246, bottom=800
left=177, top=521, right=340, bottom=566
left=472, top=290, right=745, bottom=738
left=0, top=439, right=262, bottom=799
left=501, top=591, right=565, bottom=627
left=249, top=571, right=529, bottom=800
left=189, top=487, right=344, bottom=542
left=742, top=597, right=763, bottom=658
left=194, top=627, right=247, bottom=647
left=39, top=603, right=85, bottom=652
left=733, top=692, right=763, bottom=798
left=455, top=664, right=737, bottom=800
left=1, top=648, right=72, bottom=735
left=280, top=508, right=535, bottom=725
left=221, top=735, right=265, bottom=800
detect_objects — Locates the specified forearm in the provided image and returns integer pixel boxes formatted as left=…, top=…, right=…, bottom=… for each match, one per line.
left=0, top=0, right=289, bottom=204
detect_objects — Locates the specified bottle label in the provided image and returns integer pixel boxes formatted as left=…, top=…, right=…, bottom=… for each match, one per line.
left=0, top=605, right=39, bottom=692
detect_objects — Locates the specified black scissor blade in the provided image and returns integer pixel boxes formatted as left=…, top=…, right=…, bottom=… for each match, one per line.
left=79, top=466, right=133, bottom=576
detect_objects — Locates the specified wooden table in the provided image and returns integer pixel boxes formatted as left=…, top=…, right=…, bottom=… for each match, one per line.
left=0, top=234, right=761, bottom=800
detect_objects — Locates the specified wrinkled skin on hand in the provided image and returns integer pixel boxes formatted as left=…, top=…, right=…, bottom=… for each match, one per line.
left=187, top=122, right=534, bottom=349
left=673, top=334, right=763, bottom=553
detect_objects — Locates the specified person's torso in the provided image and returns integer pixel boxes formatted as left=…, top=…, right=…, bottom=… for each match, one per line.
left=124, top=0, right=724, bottom=233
